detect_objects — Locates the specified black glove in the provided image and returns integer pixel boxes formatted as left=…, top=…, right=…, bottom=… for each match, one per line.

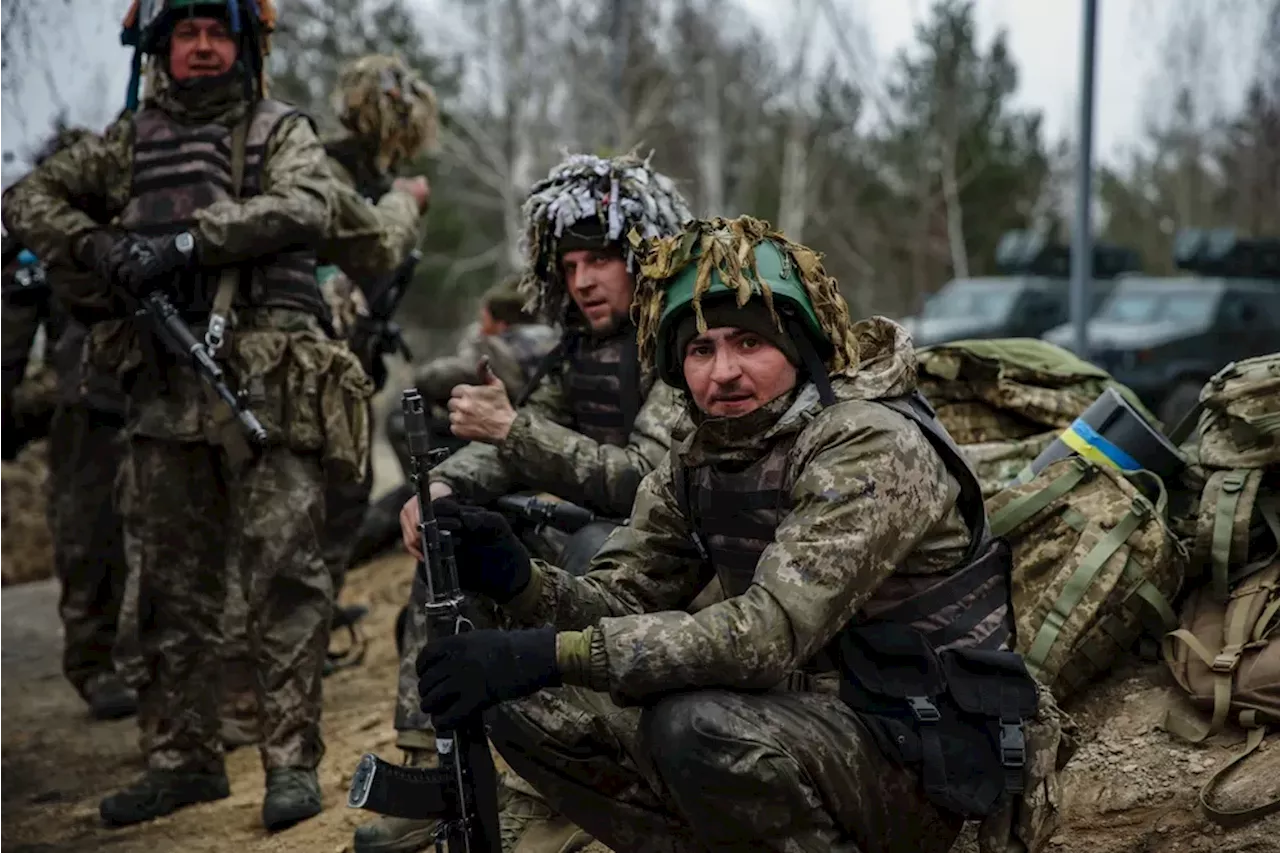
left=432, top=497, right=532, bottom=603
left=416, top=627, right=560, bottom=730
left=73, top=228, right=129, bottom=285
left=112, top=232, right=197, bottom=296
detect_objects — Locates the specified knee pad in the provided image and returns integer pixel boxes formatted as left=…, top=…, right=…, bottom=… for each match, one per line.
left=640, top=692, right=723, bottom=796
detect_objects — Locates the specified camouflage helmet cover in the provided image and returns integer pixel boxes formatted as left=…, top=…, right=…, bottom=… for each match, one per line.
left=33, top=124, right=96, bottom=166
left=332, top=54, right=439, bottom=172
left=633, top=215, right=860, bottom=386
left=518, top=151, right=693, bottom=323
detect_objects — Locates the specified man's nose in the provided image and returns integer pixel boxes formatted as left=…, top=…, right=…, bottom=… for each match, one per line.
left=709, top=348, right=742, bottom=384
left=195, top=30, right=213, bottom=51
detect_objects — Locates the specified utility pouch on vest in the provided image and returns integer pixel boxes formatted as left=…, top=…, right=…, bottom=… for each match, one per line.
left=836, top=621, right=1039, bottom=819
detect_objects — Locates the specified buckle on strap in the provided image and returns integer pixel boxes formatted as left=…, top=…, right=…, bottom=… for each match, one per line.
left=999, top=722, right=1026, bottom=768
left=1211, top=645, right=1243, bottom=673
left=908, top=696, right=940, bottom=723
left=205, top=314, right=227, bottom=355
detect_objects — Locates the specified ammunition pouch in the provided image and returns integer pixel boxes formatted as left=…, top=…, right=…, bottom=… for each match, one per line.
left=835, top=621, right=1039, bottom=819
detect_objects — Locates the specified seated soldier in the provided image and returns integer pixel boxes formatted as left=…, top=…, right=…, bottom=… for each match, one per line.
left=407, top=216, right=1046, bottom=852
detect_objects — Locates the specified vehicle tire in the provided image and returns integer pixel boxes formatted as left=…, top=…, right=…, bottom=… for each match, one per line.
left=1158, top=379, right=1204, bottom=435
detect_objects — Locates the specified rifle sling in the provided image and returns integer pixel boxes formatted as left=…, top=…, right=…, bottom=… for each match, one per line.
left=205, top=117, right=253, bottom=467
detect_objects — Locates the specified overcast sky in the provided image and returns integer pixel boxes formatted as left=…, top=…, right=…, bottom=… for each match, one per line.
left=1, top=0, right=1267, bottom=186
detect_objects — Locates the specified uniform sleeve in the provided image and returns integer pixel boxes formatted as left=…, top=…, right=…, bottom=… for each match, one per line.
left=191, top=114, right=331, bottom=266
left=427, top=369, right=575, bottom=505
left=502, top=455, right=713, bottom=631
left=0, top=120, right=133, bottom=265
left=495, top=378, right=685, bottom=516
left=587, top=403, right=963, bottom=704
left=318, top=156, right=421, bottom=283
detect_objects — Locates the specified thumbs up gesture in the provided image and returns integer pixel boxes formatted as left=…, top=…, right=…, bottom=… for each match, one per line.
left=447, top=356, right=517, bottom=444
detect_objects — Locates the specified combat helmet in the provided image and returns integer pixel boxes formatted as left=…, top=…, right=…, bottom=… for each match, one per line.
left=332, top=54, right=438, bottom=173
left=519, top=152, right=692, bottom=324
left=120, top=0, right=277, bottom=107
left=634, top=215, right=860, bottom=402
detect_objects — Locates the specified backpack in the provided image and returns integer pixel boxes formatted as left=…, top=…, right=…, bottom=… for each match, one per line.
left=1162, top=559, right=1280, bottom=826
left=1185, top=354, right=1280, bottom=602
left=986, top=455, right=1186, bottom=701
left=917, top=339, right=1156, bottom=497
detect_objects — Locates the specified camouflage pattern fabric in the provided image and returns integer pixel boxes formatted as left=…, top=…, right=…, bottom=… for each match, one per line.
left=119, top=438, right=330, bottom=773
left=47, top=403, right=129, bottom=698
left=915, top=338, right=1158, bottom=496
left=430, top=375, right=686, bottom=518
left=487, top=684, right=963, bottom=853
left=331, top=54, right=438, bottom=173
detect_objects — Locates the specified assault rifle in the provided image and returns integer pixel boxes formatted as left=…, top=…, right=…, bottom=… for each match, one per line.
left=347, top=389, right=502, bottom=852
left=493, top=494, right=599, bottom=534
left=351, top=248, right=422, bottom=390
left=132, top=289, right=268, bottom=445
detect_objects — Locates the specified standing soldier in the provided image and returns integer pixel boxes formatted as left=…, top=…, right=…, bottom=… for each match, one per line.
left=2, top=0, right=375, bottom=831
left=218, top=52, right=433, bottom=745
left=409, top=217, right=1058, bottom=852
left=3, top=128, right=135, bottom=721
left=360, top=153, right=691, bottom=853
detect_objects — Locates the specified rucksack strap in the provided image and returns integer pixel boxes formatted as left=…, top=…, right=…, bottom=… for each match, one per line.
left=1199, top=726, right=1280, bottom=827
left=990, top=458, right=1092, bottom=538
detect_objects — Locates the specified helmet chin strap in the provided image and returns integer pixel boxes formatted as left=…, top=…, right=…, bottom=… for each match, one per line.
left=785, top=316, right=835, bottom=407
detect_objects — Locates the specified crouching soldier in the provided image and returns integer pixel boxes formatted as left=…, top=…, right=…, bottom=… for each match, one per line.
left=408, top=216, right=1058, bottom=852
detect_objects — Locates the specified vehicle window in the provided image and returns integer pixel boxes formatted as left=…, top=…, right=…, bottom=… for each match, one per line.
left=1219, top=293, right=1262, bottom=327
left=1097, top=288, right=1217, bottom=324
left=921, top=279, right=1019, bottom=321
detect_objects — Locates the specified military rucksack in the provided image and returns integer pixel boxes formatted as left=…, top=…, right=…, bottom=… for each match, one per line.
left=986, top=456, right=1186, bottom=701
left=1184, top=354, right=1280, bottom=602
left=916, top=339, right=1155, bottom=496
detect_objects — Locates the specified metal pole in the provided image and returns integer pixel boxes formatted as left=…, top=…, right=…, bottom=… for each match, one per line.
left=1070, top=0, right=1099, bottom=360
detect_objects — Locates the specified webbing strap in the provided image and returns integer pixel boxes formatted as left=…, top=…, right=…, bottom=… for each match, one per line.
left=1211, top=471, right=1250, bottom=603
left=1199, top=726, right=1280, bottom=827
left=1161, top=627, right=1234, bottom=742
left=1228, top=494, right=1280, bottom=589
left=990, top=460, right=1090, bottom=538
left=1024, top=504, right=1147, bottom=680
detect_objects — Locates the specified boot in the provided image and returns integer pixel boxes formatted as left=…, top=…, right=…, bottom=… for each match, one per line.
left=83, top=671, right=138, bottom=721
left=499, top=790, right=592, bottom=853
left=262, top=766, right=322, bottom=831
left=353, top=748, right=439, bottom=853
left=100, top=768, right=230, bottom=826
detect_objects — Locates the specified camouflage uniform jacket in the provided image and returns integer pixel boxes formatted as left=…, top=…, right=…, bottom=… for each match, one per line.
left=0, top=89, right=374, bottom=478
left=503, top=318, right=973, bottom=704
left=429, top=337, right=687, bottom=518
left=415, top=321, right=559, bottom=402
left=316, top=132, right=422, bottom=329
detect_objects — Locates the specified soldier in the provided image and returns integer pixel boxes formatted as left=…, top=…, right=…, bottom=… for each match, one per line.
left=219, top=52, right=433, bottom=745
left=2, top=136, right=136, bottom=721
left=2, top=0, right=382, bottom=831
left=408, top=216, right=1052, bottom=852
left=359, top=153, right=691, bottom=853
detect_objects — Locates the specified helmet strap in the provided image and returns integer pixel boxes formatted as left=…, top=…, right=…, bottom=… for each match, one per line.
left=786, top=317, right=835, bottom=406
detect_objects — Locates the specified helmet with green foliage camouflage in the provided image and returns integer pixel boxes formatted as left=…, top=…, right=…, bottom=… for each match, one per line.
left=518, top=152, right=692, bottom=323
left=633, top=215, right=860, bottom=389
left=332, top=54, right=438, bottom=173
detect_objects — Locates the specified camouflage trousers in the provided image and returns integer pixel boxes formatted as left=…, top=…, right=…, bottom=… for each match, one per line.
left=487, top=685, right=964, bottom=853
left=46, top=403, right=128, bottom=697
left=118, top=437, right=331, bottom=773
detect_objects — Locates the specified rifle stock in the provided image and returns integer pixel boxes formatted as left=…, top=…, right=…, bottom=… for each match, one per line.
left=347, top=389, right=501, bottom=852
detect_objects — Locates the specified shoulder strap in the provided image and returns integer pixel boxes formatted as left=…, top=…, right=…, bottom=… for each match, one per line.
left=879, top=392, right=990, bottom=559
left=205, top=117, right=249, bottom=358
left=514, top=332, right=575, bottom=408
left=670, top=458, right=709, bottom=562
left=619, top=330, right=641, bottom=436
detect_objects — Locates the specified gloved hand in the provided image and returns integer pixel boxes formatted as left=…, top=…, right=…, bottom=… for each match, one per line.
left=432, top=497, right=532, bottom=603
left=73, top=228, right=130, bottom=284
left=416, top=627, right=560, bottom=730
left=111, top=231, right=197, bottom=296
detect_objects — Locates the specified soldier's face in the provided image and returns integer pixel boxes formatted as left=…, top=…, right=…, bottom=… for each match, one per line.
left=168, top=18, right=238, bottom=82
left=562, top=249, right=634, bottom=334
left=683, top=328, right=798, bottom=418
left=479, top=306, right=507, bottom=336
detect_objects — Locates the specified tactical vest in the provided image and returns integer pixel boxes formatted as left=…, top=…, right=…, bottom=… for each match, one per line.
left=677, top=390, right=1012, bottom=653
left=564, top=328, right=646, bottom=447
left=119, top=100, right=324, bottom=321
